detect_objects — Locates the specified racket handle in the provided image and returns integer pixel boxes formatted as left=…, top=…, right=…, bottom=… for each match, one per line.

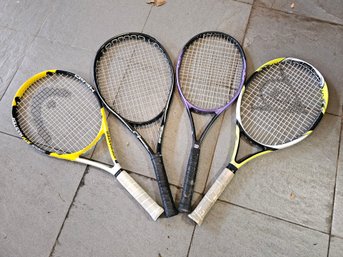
left=151, top=154, right=178, bottom=217
left=116, top=170, right=164, bottom=221
left=188, top=168, right=234, bottom=225
left=178, top=146, right=201, bottom=213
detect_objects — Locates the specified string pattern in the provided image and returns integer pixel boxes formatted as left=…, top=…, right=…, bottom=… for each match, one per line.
left=178, top=33, right=244, bottom=110
left=240, top=59, right=324, bottom=146
left=95, top=35, right=172, bottom=123
left=16, top=73, right=102, bottom=154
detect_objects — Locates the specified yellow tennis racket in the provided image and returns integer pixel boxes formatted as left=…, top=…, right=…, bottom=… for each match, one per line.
left=12, top=70, right=164, bottom=220
left=189, top=57, right=329, bottom=224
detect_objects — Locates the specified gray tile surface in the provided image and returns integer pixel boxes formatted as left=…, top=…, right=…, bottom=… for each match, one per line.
left=51, top=168, right=194, bottom=257
left=256, top=0, right=343, bottom=25
left=0, top=27, right=33, bottom=99
left=189, top=201, right=329, bottom=257
left=0, top=0, right=52, bottom=34
left=0, top=134, right=85, bottom=257
left=332, top=123, right=343, bottom=237
left=243, top=7, right=343, bottom=115
left=0, top=37, right=94, bottom=135
left=38, top=0, right=151, bottom=51
left=207, top=113, right=339, bottom=233
left=329, top=236, right=343, bottom=257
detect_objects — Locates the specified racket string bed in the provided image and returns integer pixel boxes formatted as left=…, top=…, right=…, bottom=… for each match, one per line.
left=16, top=74, right=101, bottom=154
left=95, top=35, right=172, bottom=123
left=241, top=60, right=323, bottom=146
left=179, top=33, right=244, bottom=110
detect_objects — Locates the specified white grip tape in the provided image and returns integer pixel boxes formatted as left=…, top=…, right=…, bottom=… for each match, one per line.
left=116, top=170, right=164, bottom=221
left=188, top=168, right=235, bottom=225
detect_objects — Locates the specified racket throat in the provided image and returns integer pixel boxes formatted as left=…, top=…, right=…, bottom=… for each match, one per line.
left=76, top=157, right=122, bottom=177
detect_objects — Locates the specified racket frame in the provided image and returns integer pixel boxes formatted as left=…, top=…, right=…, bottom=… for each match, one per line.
left=93, top=32, right=178, bottom=217
left=12, top=70, right=164, bottom=221
left=176, top=31, right=246, bottom=212
left=189, top=57, right=329, bottom=224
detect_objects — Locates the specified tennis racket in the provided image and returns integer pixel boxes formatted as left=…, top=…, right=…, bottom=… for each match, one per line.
left=93, top=32, right=178, bottom=217
left=189, top=57, right=329, bottom=224
left=176, top=31, right=246, bottom=213
left=11, top=70, right=164, bottom=221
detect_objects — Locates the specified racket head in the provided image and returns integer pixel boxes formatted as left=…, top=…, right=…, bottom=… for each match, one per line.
left=237, top=57, right=328, bottom=150
left=176, top=31, right=246, bottom=114
left=93, top=32, right=174, bottom=125
left=12, top=70, right=106, bottom=161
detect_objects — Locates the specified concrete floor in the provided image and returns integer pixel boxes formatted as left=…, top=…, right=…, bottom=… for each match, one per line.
left=0, top=0, right=343, bottom=256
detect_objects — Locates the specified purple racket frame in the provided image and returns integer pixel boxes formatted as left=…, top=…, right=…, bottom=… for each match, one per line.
left=176, top=31, right=246, bottom=213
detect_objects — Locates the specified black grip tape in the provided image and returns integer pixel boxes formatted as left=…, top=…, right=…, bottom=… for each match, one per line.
left=151, top=154, right=178, bottom=217
left=178, top=146, right=201, bottom=213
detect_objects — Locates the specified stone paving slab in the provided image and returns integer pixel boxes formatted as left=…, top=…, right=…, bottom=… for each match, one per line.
left=256, top=0, right=343, bottom=25
left=189, top=201, right=329, bottom=257
left=51, top=168, right=195, bottom=257
left=38, top=0, right=151, bottom=52
left=0, top=27, right=33, bottom=99
left=332, top=122, right=343, bottom=237
left=0, top=0, right=52, bottom=35
left=0, top=133, right=85, bottom=257
left=206, top=111, right=339, bottom=233
left=329, top=236, right=343, bottom=257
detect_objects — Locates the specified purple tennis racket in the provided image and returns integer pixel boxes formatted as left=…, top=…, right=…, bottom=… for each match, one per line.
left=176, top=31, right=246, bottom=213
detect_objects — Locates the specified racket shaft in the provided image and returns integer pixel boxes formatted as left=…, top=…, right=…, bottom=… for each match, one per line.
left=116, top=170, right=164, bottom=221
left=188, top=167, right=234, bottom=224
left=178, top=146, right=201, bottom=212
left=151, top=154, right=178, bottom=217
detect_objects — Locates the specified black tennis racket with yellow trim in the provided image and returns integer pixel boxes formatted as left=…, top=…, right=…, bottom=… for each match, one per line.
left=12, top=70, right=164, bottom=221
left=93, top=33, right=178, bottom=217
left=189, top=57, right=329, bottom=224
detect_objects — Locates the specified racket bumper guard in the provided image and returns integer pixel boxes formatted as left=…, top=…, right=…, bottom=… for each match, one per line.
left=227, top=163, right=238, bottom=173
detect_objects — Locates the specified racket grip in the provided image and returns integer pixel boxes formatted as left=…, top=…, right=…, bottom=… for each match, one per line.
left=151, top=154, right=178, bottom=217
left=178, top=146, right=201, bottom=213
left=116, top=170, right=164, bottom=221
left=188, top=168, right=234, bottom=225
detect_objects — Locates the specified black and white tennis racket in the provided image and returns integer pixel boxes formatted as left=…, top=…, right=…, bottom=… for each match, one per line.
left=12, top=70, right=164, bottom=220
left=189, top=57, right=329, bottom=224
left=93, top=33, right=178, bottom=217
left=176, top=31, right=246, bottom=212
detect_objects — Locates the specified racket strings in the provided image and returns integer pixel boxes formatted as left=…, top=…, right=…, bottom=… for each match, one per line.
left=16, top=73, right=102, bottom=154
left=179, top=33, right=244, bottom=110
left=95, top=35, right=172, bottom=123
left=240, top=60, right=323, bottom=146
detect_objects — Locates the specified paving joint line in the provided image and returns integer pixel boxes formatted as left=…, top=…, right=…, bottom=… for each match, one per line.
left=141, top=5, right=153, bottom=32
left=201, top=116, right=227, bottom=194
left=217, top=199, right=329, bottom=235
left=255, top=5, right=343, bottom=27
left=48, top=165, right=90, bottom=257
left=326, top=110, right=343, bottom=257
left=186, top=225, right=197, bottom=257
left=241, top=0, right=255, bottom=46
